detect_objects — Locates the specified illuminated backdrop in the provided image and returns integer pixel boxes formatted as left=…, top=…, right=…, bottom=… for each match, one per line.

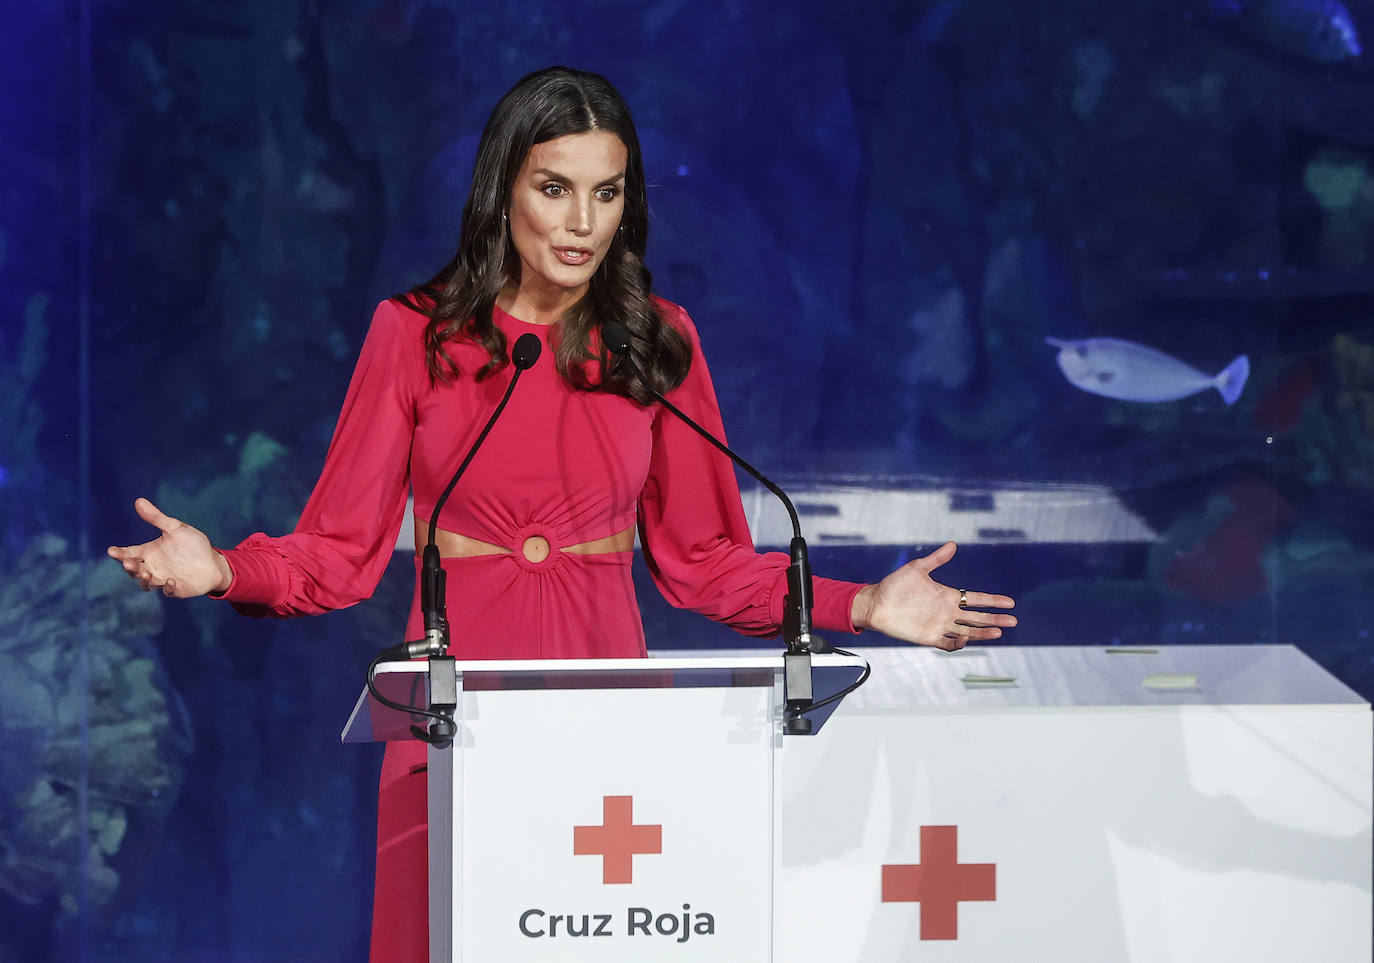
left=2, top=0, right=1372, bottom=959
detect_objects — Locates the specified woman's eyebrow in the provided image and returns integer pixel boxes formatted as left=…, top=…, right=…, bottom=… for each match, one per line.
left=530, top=167, right=626, bottom=186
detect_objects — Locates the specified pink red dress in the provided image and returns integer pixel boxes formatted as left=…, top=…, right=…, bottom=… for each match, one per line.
left=216, top=296, right=862, bottom=961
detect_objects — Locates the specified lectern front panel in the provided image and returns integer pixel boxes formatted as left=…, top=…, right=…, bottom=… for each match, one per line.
left=431, top=678, right=777, bottom=961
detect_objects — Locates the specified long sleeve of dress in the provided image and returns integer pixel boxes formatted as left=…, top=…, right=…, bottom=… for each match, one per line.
left=216, top=300, right=421, bottom=617
left=214, top=296, right=861, bottom=639
left=637, top=302, right=861, bottom=638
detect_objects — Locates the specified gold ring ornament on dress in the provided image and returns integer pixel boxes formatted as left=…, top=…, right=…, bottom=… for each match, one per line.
left=958, top=588, right=968, bottom=609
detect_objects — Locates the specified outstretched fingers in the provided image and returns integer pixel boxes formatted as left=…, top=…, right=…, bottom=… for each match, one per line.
left=108, top=499, right=178, bottom=562
left=949, top=586, right=1016, bottom=644
left=859, top=542, right=1020, bottom=650
left=134, top=496, right=182, bottom=534
left=106, top=543, right=139, bottom=563
left=955, top=610, right=1018, bottom=629
left=960, top=589, right=1016, bottom=612
left=918, top=540, right=959, bottom=573
left=109, top=497, right=177, bottom=589
left=108, top=497, right=228, bottom=599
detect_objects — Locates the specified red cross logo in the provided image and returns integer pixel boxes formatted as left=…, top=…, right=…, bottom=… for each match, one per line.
left=573, top=795, right=662, bottom=884
left=882, top=825, right=996, bottom=940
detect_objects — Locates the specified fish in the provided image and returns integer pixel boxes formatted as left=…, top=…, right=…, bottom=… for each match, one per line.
left=1047, top=337, right=1250, bottom=405
left=1201, top=0, right=1363, bottom=64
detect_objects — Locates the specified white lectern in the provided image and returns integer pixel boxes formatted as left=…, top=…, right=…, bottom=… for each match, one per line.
left=342, top=653, right=865, bottom=962
left=774, top=644, right=1372, bottom=962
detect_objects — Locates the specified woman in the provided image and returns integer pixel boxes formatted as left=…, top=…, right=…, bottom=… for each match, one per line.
left=109, top=66, right=1016, bottom=962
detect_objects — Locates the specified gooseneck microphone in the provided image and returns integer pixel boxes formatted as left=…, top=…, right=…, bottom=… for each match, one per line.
left=416, top=331, right=543, bottom=657
left=373, top=331, right=542, bottom=664
left=602, top=322, right=825, bottom=657
left=368, top=331, right=542, bottom=746
left=602, top=321, right=840, bottom=734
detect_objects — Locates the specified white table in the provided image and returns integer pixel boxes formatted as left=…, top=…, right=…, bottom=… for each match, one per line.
left=661, top=644, right=1371, bottom=962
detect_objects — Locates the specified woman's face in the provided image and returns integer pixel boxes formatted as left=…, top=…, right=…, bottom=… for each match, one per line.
left=505, top=130, right=628, bottom=311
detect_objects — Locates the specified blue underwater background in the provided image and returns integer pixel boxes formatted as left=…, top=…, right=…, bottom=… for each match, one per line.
left=3, top=0, right=1374, bottom=959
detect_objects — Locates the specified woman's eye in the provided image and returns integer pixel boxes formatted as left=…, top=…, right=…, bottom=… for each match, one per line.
left=542, top=183, right=567, bottom=197
left=596, top=187, right=620, bottom=201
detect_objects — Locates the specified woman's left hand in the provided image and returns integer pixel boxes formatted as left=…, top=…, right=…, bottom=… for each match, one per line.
left=850, top=541, right=1016, bottom=650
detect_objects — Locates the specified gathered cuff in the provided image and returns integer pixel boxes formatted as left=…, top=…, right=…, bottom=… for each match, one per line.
left=816, top=577, right=864, bottom=635
left=213, top=544, right=288, bottom=608
left=765, top=572, right=863, bottom=636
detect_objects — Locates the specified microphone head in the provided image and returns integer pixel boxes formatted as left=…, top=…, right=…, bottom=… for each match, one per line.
left=512, top=332, right=542, bottom=369
left=601, top=321, right=632, bottom=356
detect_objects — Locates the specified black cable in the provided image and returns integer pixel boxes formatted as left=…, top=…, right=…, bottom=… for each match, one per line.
left=785, top=646, right=871, bottom=722
left=427, top=352, right=532, bottom=548
left=365, top=652, right=455, bottom=745
left=601, top=322, right=818, bottom=654
left=610, top=354, right=801, bottom=537
left=365, top=332, right=541, bottom=749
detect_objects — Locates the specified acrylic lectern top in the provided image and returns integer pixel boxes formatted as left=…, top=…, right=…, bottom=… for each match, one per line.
left=341, top=652, right=866, bottom=743
left=821, top=643, right=1368, bottom=712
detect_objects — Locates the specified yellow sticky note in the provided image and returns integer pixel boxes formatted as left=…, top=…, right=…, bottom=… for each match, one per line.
left=1142, top=673, right=1199, bottom=690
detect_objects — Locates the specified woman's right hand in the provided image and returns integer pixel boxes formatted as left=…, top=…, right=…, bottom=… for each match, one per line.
left=107, top=497, right=233, bottom=598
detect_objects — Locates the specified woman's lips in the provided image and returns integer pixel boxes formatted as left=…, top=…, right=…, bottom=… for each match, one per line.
left=555, top=247, right=593, bottom=265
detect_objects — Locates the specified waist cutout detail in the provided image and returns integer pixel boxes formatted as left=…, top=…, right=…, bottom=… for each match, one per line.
left=415, top=515, right=634, bottom=566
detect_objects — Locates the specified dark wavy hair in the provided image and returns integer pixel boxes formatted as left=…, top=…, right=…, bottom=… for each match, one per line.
left=401, top=66, right=691, bottom=402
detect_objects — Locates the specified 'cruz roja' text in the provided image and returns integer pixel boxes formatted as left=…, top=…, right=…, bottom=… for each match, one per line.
left=519, top=906, right=715, bottom=943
